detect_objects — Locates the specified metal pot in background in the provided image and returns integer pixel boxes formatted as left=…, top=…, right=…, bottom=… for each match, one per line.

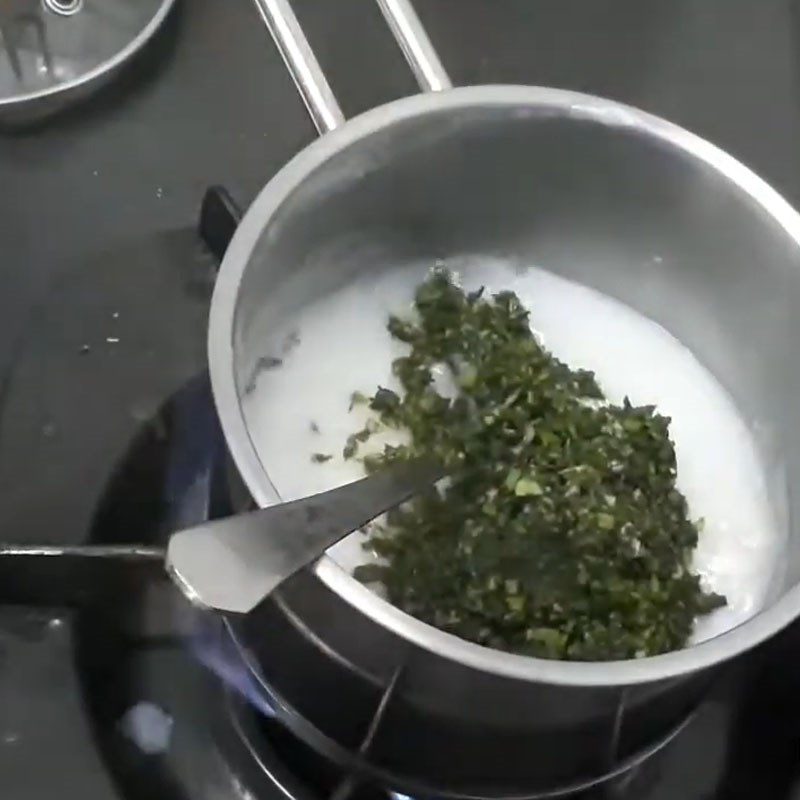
left=0, top=0, right=175, bottom=123
left=207, top=0, right=800, bottom=795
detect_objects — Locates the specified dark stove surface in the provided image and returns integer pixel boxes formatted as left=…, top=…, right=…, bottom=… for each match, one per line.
left=4, top=1, right=800, bottom=798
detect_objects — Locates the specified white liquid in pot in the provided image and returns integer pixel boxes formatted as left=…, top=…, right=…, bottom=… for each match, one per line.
left=243, top=259, right=783, bottom=646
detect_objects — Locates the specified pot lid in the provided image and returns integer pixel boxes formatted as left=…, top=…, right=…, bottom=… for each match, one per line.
left=0, top=0, right=175, bottom=120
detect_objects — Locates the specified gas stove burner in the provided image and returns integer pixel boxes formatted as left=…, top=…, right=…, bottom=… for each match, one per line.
left=221, top=682, right=689, bottom=800
left=0, top=0, right=175, bottom=122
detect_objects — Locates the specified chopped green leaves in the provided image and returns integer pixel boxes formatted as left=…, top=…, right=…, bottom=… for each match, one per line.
left=596, top=512, right=615, bottom=530
left=514, top=477, right=544, bottom=497
left=348, top=270, right=725, bottom=661
left=349, top=391, right=368, bottom=411
left=370, top=387, right=401, bottom=414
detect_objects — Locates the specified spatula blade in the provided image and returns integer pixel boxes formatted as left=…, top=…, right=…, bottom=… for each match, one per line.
left=166, top=460, right=441, bottom=614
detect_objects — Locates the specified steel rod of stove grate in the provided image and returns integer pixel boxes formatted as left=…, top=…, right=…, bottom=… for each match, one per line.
left=328, top=663, right=406, bottom=800
left=0, top=544, right=165, bottom=606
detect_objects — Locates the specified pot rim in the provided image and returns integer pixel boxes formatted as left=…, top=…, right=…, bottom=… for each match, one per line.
left=208, top=84, right=800, bottom=687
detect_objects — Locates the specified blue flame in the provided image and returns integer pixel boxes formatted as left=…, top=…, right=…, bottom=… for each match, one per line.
left=191, top=620, right=276, bottom=718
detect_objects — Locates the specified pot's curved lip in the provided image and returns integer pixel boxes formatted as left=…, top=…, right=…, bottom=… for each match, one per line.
left=209, top=85, right=800, bottom=687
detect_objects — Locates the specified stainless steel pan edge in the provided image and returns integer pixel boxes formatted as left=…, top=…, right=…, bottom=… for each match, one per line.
left=209, top=0, right=800, bottom=688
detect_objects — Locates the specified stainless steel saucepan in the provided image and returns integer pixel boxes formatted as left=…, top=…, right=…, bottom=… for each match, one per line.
left=203, top=0, right=800, bottom=795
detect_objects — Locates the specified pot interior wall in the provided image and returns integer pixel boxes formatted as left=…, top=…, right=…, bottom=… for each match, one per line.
left=231, top=100, right=798, bottom=636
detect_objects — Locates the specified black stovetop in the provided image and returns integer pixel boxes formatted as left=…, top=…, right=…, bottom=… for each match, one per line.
left=3, top=1, right=800, bottom=798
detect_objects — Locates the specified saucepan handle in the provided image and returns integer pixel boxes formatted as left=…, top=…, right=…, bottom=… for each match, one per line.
left=250, top=0, right=452, bottom=135
left=374, top=0, right=452, bottom=93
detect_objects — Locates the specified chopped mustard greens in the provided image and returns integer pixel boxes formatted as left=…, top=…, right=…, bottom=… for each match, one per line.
left=348, top=270, right=724, bottom=661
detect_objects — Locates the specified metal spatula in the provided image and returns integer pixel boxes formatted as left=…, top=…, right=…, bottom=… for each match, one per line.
left=0, top=460, right=442, bottom=613
left=167, top=460, right=442, bottom=613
